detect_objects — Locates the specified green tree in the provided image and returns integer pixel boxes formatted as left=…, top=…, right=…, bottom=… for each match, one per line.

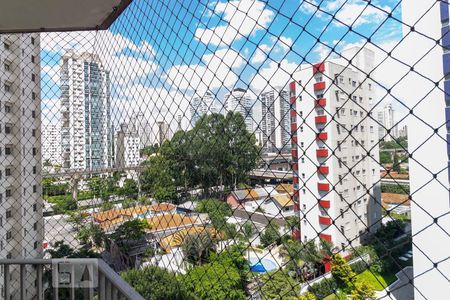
left=110, top=219, right=149, bottom=242
left=52, top=196, right=77, bottom=213
left=260, top=271, right=299, bottom=300
left=47, top=241, right=99, bottom=258
left=298, top=292, right=317, bottom=300
left=260, top=222, right=281, bottom=247
left=140, top=155, right=176, bottom=202
left=379, top=152, right=392, bottom=164
left=350, top=281, right=376, bottom=300
left=331, top=254, right=356, bottom=292
left=121, top=266, right=183, bottom=300
left=76, top=223, right=106, bottom=249
left=242, top=222, right=255, bottom=241
left=121, top=178, right=139, bottom=199
left=195, top=198, right=232, bottom=230
left=392, top=153, right=401, bottom=173
left=65, top=210, right=84, bottom=231
left=181, top=259, right=246, bottom=300
left=88, top=177, right=103, bottom=200
left=182, top=231, right=215, bottom=266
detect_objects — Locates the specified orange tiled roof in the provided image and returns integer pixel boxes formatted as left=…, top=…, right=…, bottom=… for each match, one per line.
left=275, top=184, right=293, bottom=195
left=148, top=202, right=177, bottom=212
left=382, top=193, right=410, bottom=206
left=98, top=216, right=130, bottom=231
left=159, top=226, right=218, bottom=252
left=145, top=214, right=201, bottom=232
left=272, top=194, right=294, bottom=208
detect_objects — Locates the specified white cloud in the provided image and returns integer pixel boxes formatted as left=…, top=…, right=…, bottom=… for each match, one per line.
left=250, top=59, right=298, bottom=92
left=195, top=0, right=274, bottom=46
left=42, top=64, right=60, bottom=84
left=40, top=30, right=158, bottom=86
left=251, top=44, right=272, bottom=64
left=166, top=48, right=243, bottom=92
left=322, top=0, right=391, bottom=27
left=41, top=98, right=60, bottom=126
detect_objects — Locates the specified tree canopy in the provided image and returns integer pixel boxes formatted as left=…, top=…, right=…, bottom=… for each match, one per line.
left=121, top=266, right=183, bottom=300
left=140, top=112, right=260, bottom=198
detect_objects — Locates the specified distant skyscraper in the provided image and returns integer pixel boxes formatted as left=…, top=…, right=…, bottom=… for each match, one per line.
left=42, top=124, right=61, bottom=166
left=377, top=103, right=397, bottom=141
left=0, top=33, right=43, bottom=298
left=260, top=88, right=290, bottom=152
left=133, top=112, right=155, bottom=148
left=60, top=50, right=113, bottom=170
left=224, top=88, right=253, bottom=132
left=190, top=91, right=216, bottom=127
left=115, top=123, right=141, bottom=168
left=157, top=121, right=170, bottom=145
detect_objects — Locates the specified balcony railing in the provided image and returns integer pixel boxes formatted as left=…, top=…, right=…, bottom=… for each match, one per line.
left=0, top=259, right=144, bottom=300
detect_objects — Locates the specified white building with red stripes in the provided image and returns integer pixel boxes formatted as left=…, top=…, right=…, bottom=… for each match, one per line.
left=289, top=47, right=382, bottom=251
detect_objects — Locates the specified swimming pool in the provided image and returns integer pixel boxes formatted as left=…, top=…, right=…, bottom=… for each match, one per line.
left=248, top=257, right=278, bottom=273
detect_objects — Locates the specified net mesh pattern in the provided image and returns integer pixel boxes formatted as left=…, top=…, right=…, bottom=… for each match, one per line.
left=0, top=0, right=449, bottom=299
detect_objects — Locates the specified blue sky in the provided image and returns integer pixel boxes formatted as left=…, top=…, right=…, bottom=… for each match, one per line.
left=40, top=0, right=403, bottom=128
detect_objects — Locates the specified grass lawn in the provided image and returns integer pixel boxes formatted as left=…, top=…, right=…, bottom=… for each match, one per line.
left=355, top=269, right=397, bottom=291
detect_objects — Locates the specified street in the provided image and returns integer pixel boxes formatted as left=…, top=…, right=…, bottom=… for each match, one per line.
left=44, top=214, right=79, bottom=249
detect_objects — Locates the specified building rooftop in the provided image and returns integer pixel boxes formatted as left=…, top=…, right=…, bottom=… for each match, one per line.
left=159, top=226, right=218, bottom=252
left=145, top=214, right=202, bottom=232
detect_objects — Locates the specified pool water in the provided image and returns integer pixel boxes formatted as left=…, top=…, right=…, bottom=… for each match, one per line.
left=248, top=257, right=278, bottom=273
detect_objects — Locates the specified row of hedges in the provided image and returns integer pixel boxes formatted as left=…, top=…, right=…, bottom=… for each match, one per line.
left=381, top=183, right=410, bottom=195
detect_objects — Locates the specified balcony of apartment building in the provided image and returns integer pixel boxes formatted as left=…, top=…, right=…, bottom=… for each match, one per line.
left=0, top=1, right=145, bottom=299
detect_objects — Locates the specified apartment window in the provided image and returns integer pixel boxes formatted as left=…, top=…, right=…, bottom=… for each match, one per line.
left=4, top=62, right=10, bottom=71
left=341, top=243, right=346, bottom=251
left=340, top=226, right=345, bottom=233
left=33, top=222, right=37, bottom=231
left=6, top=252, right=11, bottom=259
left=32, top=110, right=36, bottom=118
left=32, top=129, right=36, bottom=137
left=352, top=81, right=356, bottom=87
left=34, top=241, right=38, bottom=249
left=4, top=83, right=10, bottom=93
left=33, top=185, right=37, bottom=193
left=5, top=124, right=11, bottom=134
left=5, top=104, right=11, bottom=113
left=301, top=157, right=305, bottom=163
left=368, top=83, right=372, bottom=90
left=300, top=142, right=304, bottom=148
left=33, top=204, right=37, bottom=212
left=4, top=42, right=10, bottom=50
left=5, top=145, right=12, bottom=156
left=31, top=55, right=35, bottom=63
left=6, top=210, right=12, bottom=219
left=340, top=208, right=344, bottom=217
left=370, top=126, right=374, bottom=133
left=6, top=231, right=12, bottom=240
left=32, top=166, right=37, bottom=174
left=32, top=92, right=36, bottom=100
left=32, top=147, right=37, bottom=156
left=339, top=76, right=344, bottom=83
left=31, top=73, right=36, bottom=82
left=31, top=37, right=35, bottom=45
left=5, top=168, right=11, bottom=176
left=348, top=78, right=351, bottom=84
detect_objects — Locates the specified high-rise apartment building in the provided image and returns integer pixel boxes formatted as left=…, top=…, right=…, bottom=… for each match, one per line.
left=401, top=1, right=450, bottom=298
left=224, top=88, right=253, bottom=132
left=290, top=47, right=381, bottom=251
left=0, top=33, right=43, bottom=298
left=42, top=124, right=61, bottom=166
left=157, top=121, right=170, bottom=146
left=260, top=88, right=290, bottom=152
left=190, top=91, right=216, bottom=127
left=60, top=50, right=113, bottom=171
left=377, top=103, right=397, bottom=141
left=115, top=123, right=141, bottom=168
